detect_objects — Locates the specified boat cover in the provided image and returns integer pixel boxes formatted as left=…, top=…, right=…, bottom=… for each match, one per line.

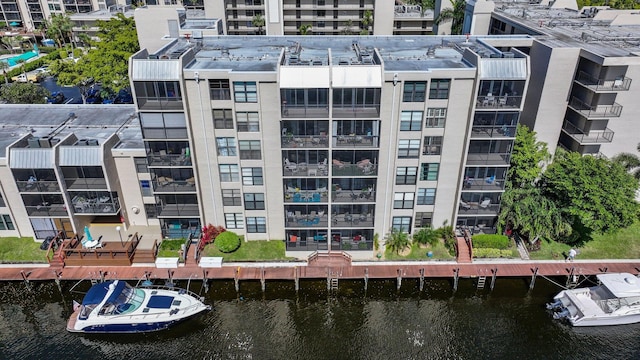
left=82, top=280, right=122, bottom=305
left=597, top=273, right=640, bottom=298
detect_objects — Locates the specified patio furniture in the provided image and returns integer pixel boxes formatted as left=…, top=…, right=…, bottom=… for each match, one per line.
left=460, top=200, right=472, bottom=210
left=284, top=158, right=297, bottom=173
left=479, top=199, right=491, bottom=209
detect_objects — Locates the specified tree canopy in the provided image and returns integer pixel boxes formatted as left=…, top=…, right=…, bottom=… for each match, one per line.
left=540, top=150, right=639, bottom=242
left=507, top=125, right=550, bottom=189
left=435, top=0, right=466, bottom=35
left=51, top=13, right=139, bottom=100
left=0, top=83, right=50, bottom=104
left=43, top=14, right=73, bottom=48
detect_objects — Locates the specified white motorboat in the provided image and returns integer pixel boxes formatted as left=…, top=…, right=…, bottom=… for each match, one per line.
left=547, top=273, right=640, bottom=326
left=67, top=280, right=211, bottom=333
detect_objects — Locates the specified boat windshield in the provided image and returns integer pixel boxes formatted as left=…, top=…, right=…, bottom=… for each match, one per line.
left=98, top=283, right=146, bottom=316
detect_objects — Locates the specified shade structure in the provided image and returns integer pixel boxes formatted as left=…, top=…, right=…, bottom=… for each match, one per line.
left=84, top=226, right=93, bottom=241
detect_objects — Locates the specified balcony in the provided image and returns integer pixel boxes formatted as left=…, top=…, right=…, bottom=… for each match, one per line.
left=476, top=94, right=522, bottom=109
left=569, top=97, right=623, bottom=118
left=458, top=200, right=500, bottom=215
left=332, top=160, right=378, bottom=176
left=282, top=105, right=329, bottom=118
left=462, top=177, right=505, bottom=191
left=471, top=125, right=516, bottom=139
left=26, top=203, right=68, bottom=217
left=17, top=180, right=60, bottom=193
left=333, top=134, right=379, bottom=148
left=148, top=152, right=192, bottom=167
left=465, top=153, right=511, bottom=166
left=65, top=178, right=107, bottom=190
left=72, top=196, right=120, bottom=215
left=285, top=211, right=328, bottom=228
left=153, top=177, right=197, bottom=192
left=157, top=204, right=200, bottom=217
left=332, top=188, right=375, bottom=203
left=282, top=134, right=329, bottom=149
left=561, top=121, right=614, bottom=144
left=575, top=71, right=631, bottom=92
left=284, top=188, right=328, bottom=203
left=332, top=105, right=380, bottom=118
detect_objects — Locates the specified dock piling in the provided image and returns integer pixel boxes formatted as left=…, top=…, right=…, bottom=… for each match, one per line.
left=419, top=268, right=425, bottom=292
left=396, top=268, right=402, bottom=291
left=294, top=267, right=299, bottom=292
left=202, top=269, right=209, bottom=293
left=453, top=268, right=459, bottom=291
left=490, top=268, right=498, bottom=290
left=166, top=270, right=174, bottom=287
left=530, top=267, right=538, bottom=290
left=260, top=267, right=266, bottom=292
left=364, top=268, right=369, bottom=292
left=234, top=267, right=240, bottom=293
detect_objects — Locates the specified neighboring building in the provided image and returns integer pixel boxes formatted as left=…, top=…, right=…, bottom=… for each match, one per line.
left=69, top=6, right=135, bottom=43
left=467, top=0, right=640, bottom=159
left=128, top=34, right=529, bottom=256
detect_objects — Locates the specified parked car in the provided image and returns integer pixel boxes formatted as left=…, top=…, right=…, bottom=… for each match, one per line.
left=47, top=91, right=66, bottom=104
left=34, top=66, right=50, bottom=76
left=11, top=72, right=41, bottom=83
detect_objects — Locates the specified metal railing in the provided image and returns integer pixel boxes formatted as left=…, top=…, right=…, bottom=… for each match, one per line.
left=569, top=97, right=623, bottom=118
left=575, top=71, right=631, bottom=91
left=562, top=120, right=614, bottom=143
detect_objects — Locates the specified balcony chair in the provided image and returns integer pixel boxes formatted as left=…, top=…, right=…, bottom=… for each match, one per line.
left=284, top=158, right=297, bottom=173
left=479, top=199, right=491, bottom=209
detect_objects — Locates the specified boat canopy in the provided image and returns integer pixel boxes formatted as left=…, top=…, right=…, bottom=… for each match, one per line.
left=82, top=280, right=117, bottom=305
left=597, top=273, right=640, bottom=298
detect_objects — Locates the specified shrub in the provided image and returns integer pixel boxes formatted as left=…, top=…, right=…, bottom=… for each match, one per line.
left=473, top=248, right=515, bottom=258
left=342, top=242, right=353, bottom=250
left=215, top=231, right=241, bottom=253
left=435, top=221, right=456, bottom=256
left=413, top=227, right=439, bottom=246
left=200, top=224, right=226, bottom=251
left=358, top=241, right=368, bottom=250
left=472, top=234, right=510, bottom=249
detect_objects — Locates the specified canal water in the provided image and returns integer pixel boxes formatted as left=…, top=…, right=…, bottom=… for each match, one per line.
left=2, top=277, right=640, bottom=360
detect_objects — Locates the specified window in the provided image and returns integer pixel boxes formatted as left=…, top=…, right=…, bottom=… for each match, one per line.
left=242, top=167, right=263, bottom=185
left=216, top=137, right=237, bottom=156
left=417, top=188, right=436, bottom=205
left=145, top=204, right=157, bottom=218
left=233, top=81, right=257, bottom=103
left=425, top=108, right=447, bottom=128
left=134, top=81, right=182, bottom=110
left=244, top=193, right=265, bottom=210
left=209, top=80, right=231, bottom=100
left=239, top=140, right=261, bottom=160
left=140, top=180, right=152, bottom=197
left=213, top=109, right=233, bottom=129
left=398, top=139, right=420, bottom=158
left=394, top=192, right=414, bottom=209
left=423, top=136, right=443, bottom=155
left=400, top=111, right=423, bottom=131
left=222, top=189, right=242, bottom=206
left=246, top=217, right=266, bottom=233
left=420, top=163, right=439, bottom=181
left=236, top=112, right=260, bottom=132
left=396, top=167, right=417, bottom=185
left=403, top=81, right=427, bottom=102
left=392, top=216, right=412, bottom=232
left=429, top=79, right=450, bottom=99
left=225, top=213, right=244, bottom=229
left=134, top=157, right=148, bottom=173
left=0, top=215, right=14, bottom=230
left=415, top=212, right=433, bottom=228
left=219, top=164, right=240, bottom=182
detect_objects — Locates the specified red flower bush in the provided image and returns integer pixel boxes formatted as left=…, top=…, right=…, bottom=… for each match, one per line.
left=199, top=224, right=226, bottom=252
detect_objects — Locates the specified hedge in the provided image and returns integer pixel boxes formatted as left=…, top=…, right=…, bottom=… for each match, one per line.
left=473, top=248, right=515, bottom=258
left=472, top=234, right=510, bottom=249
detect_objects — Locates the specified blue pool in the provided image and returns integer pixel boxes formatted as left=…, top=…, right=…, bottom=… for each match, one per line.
left=4, top=50, right=38, bottom=67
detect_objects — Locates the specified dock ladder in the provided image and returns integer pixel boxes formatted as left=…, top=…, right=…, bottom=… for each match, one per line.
left=477, top=276, right=487, bottom=289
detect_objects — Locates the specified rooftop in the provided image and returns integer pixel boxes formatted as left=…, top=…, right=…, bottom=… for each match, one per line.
left=494, top=1, right=640, bottom=57
left=0, top=105, right=140, bottom=157
left=150, top=35, right=528, bottom=72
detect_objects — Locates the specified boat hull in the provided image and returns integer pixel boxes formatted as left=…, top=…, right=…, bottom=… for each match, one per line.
left=67, top=309, right=208, bottom=333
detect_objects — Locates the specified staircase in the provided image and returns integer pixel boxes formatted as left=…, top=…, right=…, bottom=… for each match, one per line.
left=132, top=249, right=156, bottom=264
left=477, top=276, right=486, bottom=289
left=456, top=237, right=472, bottom=263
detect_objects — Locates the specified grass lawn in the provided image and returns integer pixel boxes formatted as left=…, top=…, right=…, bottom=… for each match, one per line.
left=384, top=240, right=455, bottom=261
left=0, top=237, right=46, bottom=263
left=202, top=239, right=292, bottom=261
left=528, top=221, right=640, bottom=260
left=157, top=239, right=185, bottom=259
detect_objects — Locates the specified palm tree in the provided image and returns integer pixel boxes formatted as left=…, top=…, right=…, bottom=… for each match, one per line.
left=386, top=228, right=411, bottom=254
left=435, top=0, right=466, bottom=35
left=0, top=60, right=9, bottom=84
left=44, top=14, right=73, bottom=48
left=299, top=24, right=312, bottom=35
left=611, top=143, right=640, bottom=180
left=252, top=14, right=265, bottom=35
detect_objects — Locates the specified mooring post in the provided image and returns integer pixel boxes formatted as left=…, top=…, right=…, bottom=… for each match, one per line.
left=490, top=268, right=498, bottom=290
left=530, top=267, right=538, bottom=290
left=326, top=268, right=331, bottom=292
left=364, top=268, right=369, bottom=292
left=202, top=269, right=209, bottom=293
left=419, top=268, right=425, bottom=292
left=260, top=267, right=266, bottom=292
left=99, top=270, right=105, bottom=283
left=294, top=266, right=299, bottom=292
left=234, top=267, right=240, bottom=293
left=20, top=270, right=30, bottom=284
left=167, top=269, right=174, bottom=287
left=453, top=268, right=460, bottom=291
left=396, top=268, right=402, bottom=291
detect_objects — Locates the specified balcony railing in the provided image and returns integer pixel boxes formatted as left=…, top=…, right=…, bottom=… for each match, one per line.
left=332, top=106, right=380, bottom=118
left=283, top=162, right=329, bottom=177
left=465, top=153, right=511, bottom=166
left=575, top=71, right=631, bottom=92
left=462, top=177, right=505, bottom=191
left=333, top=134, right=379, bottom=148
left=285, top=213, right=328, bottom=228
left=282, top=105, right=329, bottom=118
left=458, top=203, right=500, bottom=215
left=148, top=153, right=192, bottom=167
left=561, top=121, right=614, bottom=144
left=281, top=134, right=329, bottom=148
left=332, top=189, right=375, bottom=203
left=476, top=95, right=522, bottom=109
left=16, top=180, right=60, bottom=193
left=471, top=125, right=516, bottom=139
left=284, top=189, right=328, bottom=203
left=136, top=97, right=183, bottom=111
left=26, top=204, right=68, bottom=216
left=157, top=204, right=200, bottom=217
left=569, top=97, right=623, bottom=118
left=153, top=178, right=197, bottom=193
left=65, top=178, right=108, bottom=190
left=332, top=162, right=378, bottom=176
left=73, top=199, right=120, bottom=214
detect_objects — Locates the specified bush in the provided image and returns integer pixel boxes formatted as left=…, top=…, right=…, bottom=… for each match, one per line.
left=472, top=234, right=510, bottom=249
left=358, top=241, right=368, bottom=250
left=413, top=227, right=439, bottom=246
left=342, top=242, right=353, bottom=250
left=215, top=231, right=241, bottom=253
left=473, top=248, right=515, bottom=258
left=435, top=221, right=456, bottom=256
left=200, top=224, right=225, bottom=251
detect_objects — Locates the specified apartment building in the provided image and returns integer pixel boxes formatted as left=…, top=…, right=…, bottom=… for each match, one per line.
left=126, top=34, right=528, bottom=256
left=467, top=0, right=640, bottom=158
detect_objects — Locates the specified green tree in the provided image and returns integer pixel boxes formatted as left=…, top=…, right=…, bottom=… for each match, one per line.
left=299, top=24, right=312, bottom=35
left=52, top=13, right=139, bottom=100
left=386, top=229, right=411, bottom=254
left=0, top=83, right=50, bottom=104
left=340, top=19, right=354, bottom=35
left=252, top=14, right=265, bottom=35
left=611, top=143, right=640, bottom=180
left=0, top=60, right=9, bottom=85
left=44, top=14, right=74, bottom=48
left=435, top=0, right=466, bottom=35
left=361, top=9, right=373, bottom=35
left=540, top=150, right=640, bottom=242
left=498, top=187, right=571, bottom=243
left=409, top=0, right=436, bottom=17
left=507, top=124, right=550, bottom=189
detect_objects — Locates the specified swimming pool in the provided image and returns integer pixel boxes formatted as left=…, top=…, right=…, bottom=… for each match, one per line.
left=4, top=51, right=38, bottom=67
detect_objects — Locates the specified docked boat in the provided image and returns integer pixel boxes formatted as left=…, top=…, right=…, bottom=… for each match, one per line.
left=547, top=273, right=640, bottom=326
left=67, top=280, right=211, bottom=333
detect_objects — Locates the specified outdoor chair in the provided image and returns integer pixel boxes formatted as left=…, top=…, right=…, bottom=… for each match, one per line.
left=479, top=199, right=491, bottom=209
